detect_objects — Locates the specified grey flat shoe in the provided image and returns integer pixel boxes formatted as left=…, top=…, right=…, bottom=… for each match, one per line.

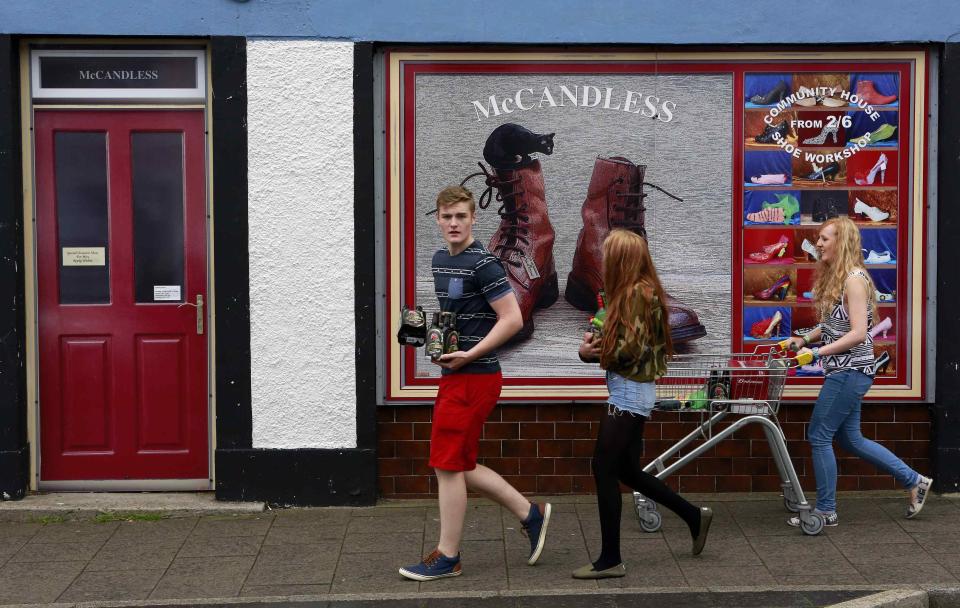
left=692, top=507, right=713, bottom=556
left=572, top=562, right=626, bottom=579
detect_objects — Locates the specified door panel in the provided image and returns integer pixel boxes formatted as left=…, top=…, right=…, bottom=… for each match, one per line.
left=36, top=110, right=208, bottom=482
left=135, top=335, right=187, bottom=451
left=60, top=337, right=112, bottom=453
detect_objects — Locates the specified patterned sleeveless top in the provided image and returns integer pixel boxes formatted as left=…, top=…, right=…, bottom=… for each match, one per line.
left=820, top=269, right=875, bottom=377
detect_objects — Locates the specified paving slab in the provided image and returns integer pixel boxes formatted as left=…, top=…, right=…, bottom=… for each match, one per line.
left=149, top=555, right=256, bottom=600
left=84, top=539, right=183, bottom=572
left=0, top=560, right=85, bottom=604
left=57, top=568, right=165, bottom=602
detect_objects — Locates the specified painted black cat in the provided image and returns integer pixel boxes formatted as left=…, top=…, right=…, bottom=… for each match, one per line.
left=482, top=123, right=555, bottom=170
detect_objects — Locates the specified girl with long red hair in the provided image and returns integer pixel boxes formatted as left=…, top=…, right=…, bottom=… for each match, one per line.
left=574, top=229, right=712, bottom=579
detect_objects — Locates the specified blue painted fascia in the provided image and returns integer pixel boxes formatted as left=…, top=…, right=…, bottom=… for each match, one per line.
left=1, top=0, right=958, bottom=43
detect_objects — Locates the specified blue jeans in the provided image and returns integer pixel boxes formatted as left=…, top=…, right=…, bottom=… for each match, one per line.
left=808, top=369, right=919, bottom=513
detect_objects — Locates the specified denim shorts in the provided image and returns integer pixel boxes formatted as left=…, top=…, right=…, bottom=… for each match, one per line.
left=605, top=371, right=655, bottom=417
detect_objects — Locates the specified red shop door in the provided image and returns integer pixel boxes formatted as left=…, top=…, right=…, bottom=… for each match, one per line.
left=35, top=110, right=209, bottom=484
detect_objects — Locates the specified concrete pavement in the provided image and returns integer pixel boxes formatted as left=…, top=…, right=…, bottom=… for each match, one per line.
left=0, top=492, right=957, bottom=606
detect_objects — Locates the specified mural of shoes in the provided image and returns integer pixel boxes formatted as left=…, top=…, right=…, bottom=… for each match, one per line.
left=746, top=207, right=785, bottom=223
left=750, top=310, right=783, bottom=339
left=874, top=351, right=891, bottom=374
left=750, top=80, right=788, bottom=105
left=754, top=122, right=789, bottom=144
left=867, top=123, right=897, bottom=144
left=807, top=161, right=841, bottom=182
left=820, top=96, right=847, bottom=107
left=856, top=80, right=897, bottom=106
left=753, top=275, right=791, bottom=301
left=461, top=159, right=558, bottom=344
left=854, top=154, right=887, bottom=185
left=812, top=197, right=840, bottom=223
left=749, top=173, right=788, bottom=184
left=870, top=316, right=893, bottom=339
left=565, top=156, right=707, bottom=344
left=748, top=235, right=790, bottom=262
left=853, top=198, right=890, bottom=222
left=863, top=249, right=894, bottom=264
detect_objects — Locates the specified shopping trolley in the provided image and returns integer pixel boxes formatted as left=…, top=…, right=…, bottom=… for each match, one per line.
left=633, top=343, right=825, bottom=536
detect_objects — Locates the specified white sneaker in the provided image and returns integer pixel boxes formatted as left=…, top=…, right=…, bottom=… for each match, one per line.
left=854, top=198, right=890, bottom=222
left=906, top=476, right=933, bottom=519
left=788, top=510, right=838, bottom=527
left=801, top=238, right=819, bottom=261
left=864, top=249, right=893, bottom=264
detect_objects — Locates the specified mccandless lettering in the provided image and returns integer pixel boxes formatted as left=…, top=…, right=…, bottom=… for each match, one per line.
left=78, top=69, right=160, bottom=80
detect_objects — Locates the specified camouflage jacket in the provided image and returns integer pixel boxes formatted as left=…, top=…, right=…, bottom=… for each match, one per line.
left=599, top=293, right=669, bottom=383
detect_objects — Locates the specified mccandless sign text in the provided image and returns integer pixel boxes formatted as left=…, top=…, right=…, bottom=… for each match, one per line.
left=40, top=56, right=197, bottom=89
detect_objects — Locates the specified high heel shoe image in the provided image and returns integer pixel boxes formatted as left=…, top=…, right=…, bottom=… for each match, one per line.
left=753, top=275, right=791, bottom=301
left=750, top=80, right=788, bottom=105
left=853, top=198, right=890, bottom=222
left=755, top=122, right=789, bottom=144
left=854, top=154, right=888, bottom=185
left=870, top=316, right=893, bottom=339
left=806, top=161, right=840, bottom=182
left=748, top=235, right=790, bottom=262
left=802, top=122, right=839, bottom=145
left=874, top=351, right=891, bottom=374
left=801, top=238, right=819, bottom=261
left=749, top=310, right=783, bottom=339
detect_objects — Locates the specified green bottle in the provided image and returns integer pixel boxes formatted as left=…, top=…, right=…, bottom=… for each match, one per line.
left=590, top=290, right=607, bottom=337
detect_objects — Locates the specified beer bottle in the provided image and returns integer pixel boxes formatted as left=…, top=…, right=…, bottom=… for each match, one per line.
left=444, top=313, right=460, bottom=354
left=425, top=312, right=444, bottom=359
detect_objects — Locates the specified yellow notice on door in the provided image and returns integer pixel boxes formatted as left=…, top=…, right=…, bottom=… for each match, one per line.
left=62, top=247, right=105, bottom=266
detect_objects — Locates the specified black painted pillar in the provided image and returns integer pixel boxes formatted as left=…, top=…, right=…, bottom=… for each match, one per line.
left=210, top=36, right=253, bottom=453
left=0, top=35, right=28, bottom=500
left=933, top=42, right=960, bottom=493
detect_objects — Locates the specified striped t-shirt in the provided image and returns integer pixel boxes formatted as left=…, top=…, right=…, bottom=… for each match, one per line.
left=821, top=269, right=876, bottom=377
left=432, top=241, right=514, bottom=375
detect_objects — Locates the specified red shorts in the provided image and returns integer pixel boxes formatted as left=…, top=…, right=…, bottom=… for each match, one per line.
left=429, top=371, right=503, bottom=472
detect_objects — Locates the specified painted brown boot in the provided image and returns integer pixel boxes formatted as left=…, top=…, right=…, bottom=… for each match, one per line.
left=462, top=161, right=558, bottom=343
left=565, top=156, right=707, bottom=344
left=855, top=80, right=897, bottom=106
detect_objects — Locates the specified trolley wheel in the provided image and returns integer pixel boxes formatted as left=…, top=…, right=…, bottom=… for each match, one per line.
left=638, top=509, right=662, bottom=533
left=800, top=512, right=824, bottom=536
left=783, top=497, right=801, bottom=513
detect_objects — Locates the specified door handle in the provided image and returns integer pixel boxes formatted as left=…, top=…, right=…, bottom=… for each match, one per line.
left=177, top=294, right=204, bottom=334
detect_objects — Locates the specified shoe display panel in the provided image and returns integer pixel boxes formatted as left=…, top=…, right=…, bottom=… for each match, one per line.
left=383, top=54, right=922, bottom=401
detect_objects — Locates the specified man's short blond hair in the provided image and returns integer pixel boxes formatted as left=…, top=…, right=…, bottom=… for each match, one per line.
left=436, top=185, right=475, bottom=214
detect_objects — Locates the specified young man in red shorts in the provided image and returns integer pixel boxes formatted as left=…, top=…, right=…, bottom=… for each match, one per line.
left=399, top=186, right=552, bottom=581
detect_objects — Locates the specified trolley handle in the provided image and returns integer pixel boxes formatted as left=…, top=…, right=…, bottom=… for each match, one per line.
left=775, top=338, right=815, bottom=366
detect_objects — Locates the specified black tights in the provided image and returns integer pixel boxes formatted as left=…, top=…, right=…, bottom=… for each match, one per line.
left=591, top=408, right=702, bottom=570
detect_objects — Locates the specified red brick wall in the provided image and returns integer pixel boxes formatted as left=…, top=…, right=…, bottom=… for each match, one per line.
left=377, top=403, right=931, bottom=498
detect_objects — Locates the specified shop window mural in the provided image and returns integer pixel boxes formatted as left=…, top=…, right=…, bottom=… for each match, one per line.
left=382, top=51, right=928, bottom=401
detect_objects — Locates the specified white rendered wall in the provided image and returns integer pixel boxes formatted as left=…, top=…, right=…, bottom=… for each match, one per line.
left=246, top=39, right=356, bottom=448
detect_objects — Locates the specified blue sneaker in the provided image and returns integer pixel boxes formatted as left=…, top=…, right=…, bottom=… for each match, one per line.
left=522, top=502, right=552, bottom=565
left=398, top=549, right=462, bottom=581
